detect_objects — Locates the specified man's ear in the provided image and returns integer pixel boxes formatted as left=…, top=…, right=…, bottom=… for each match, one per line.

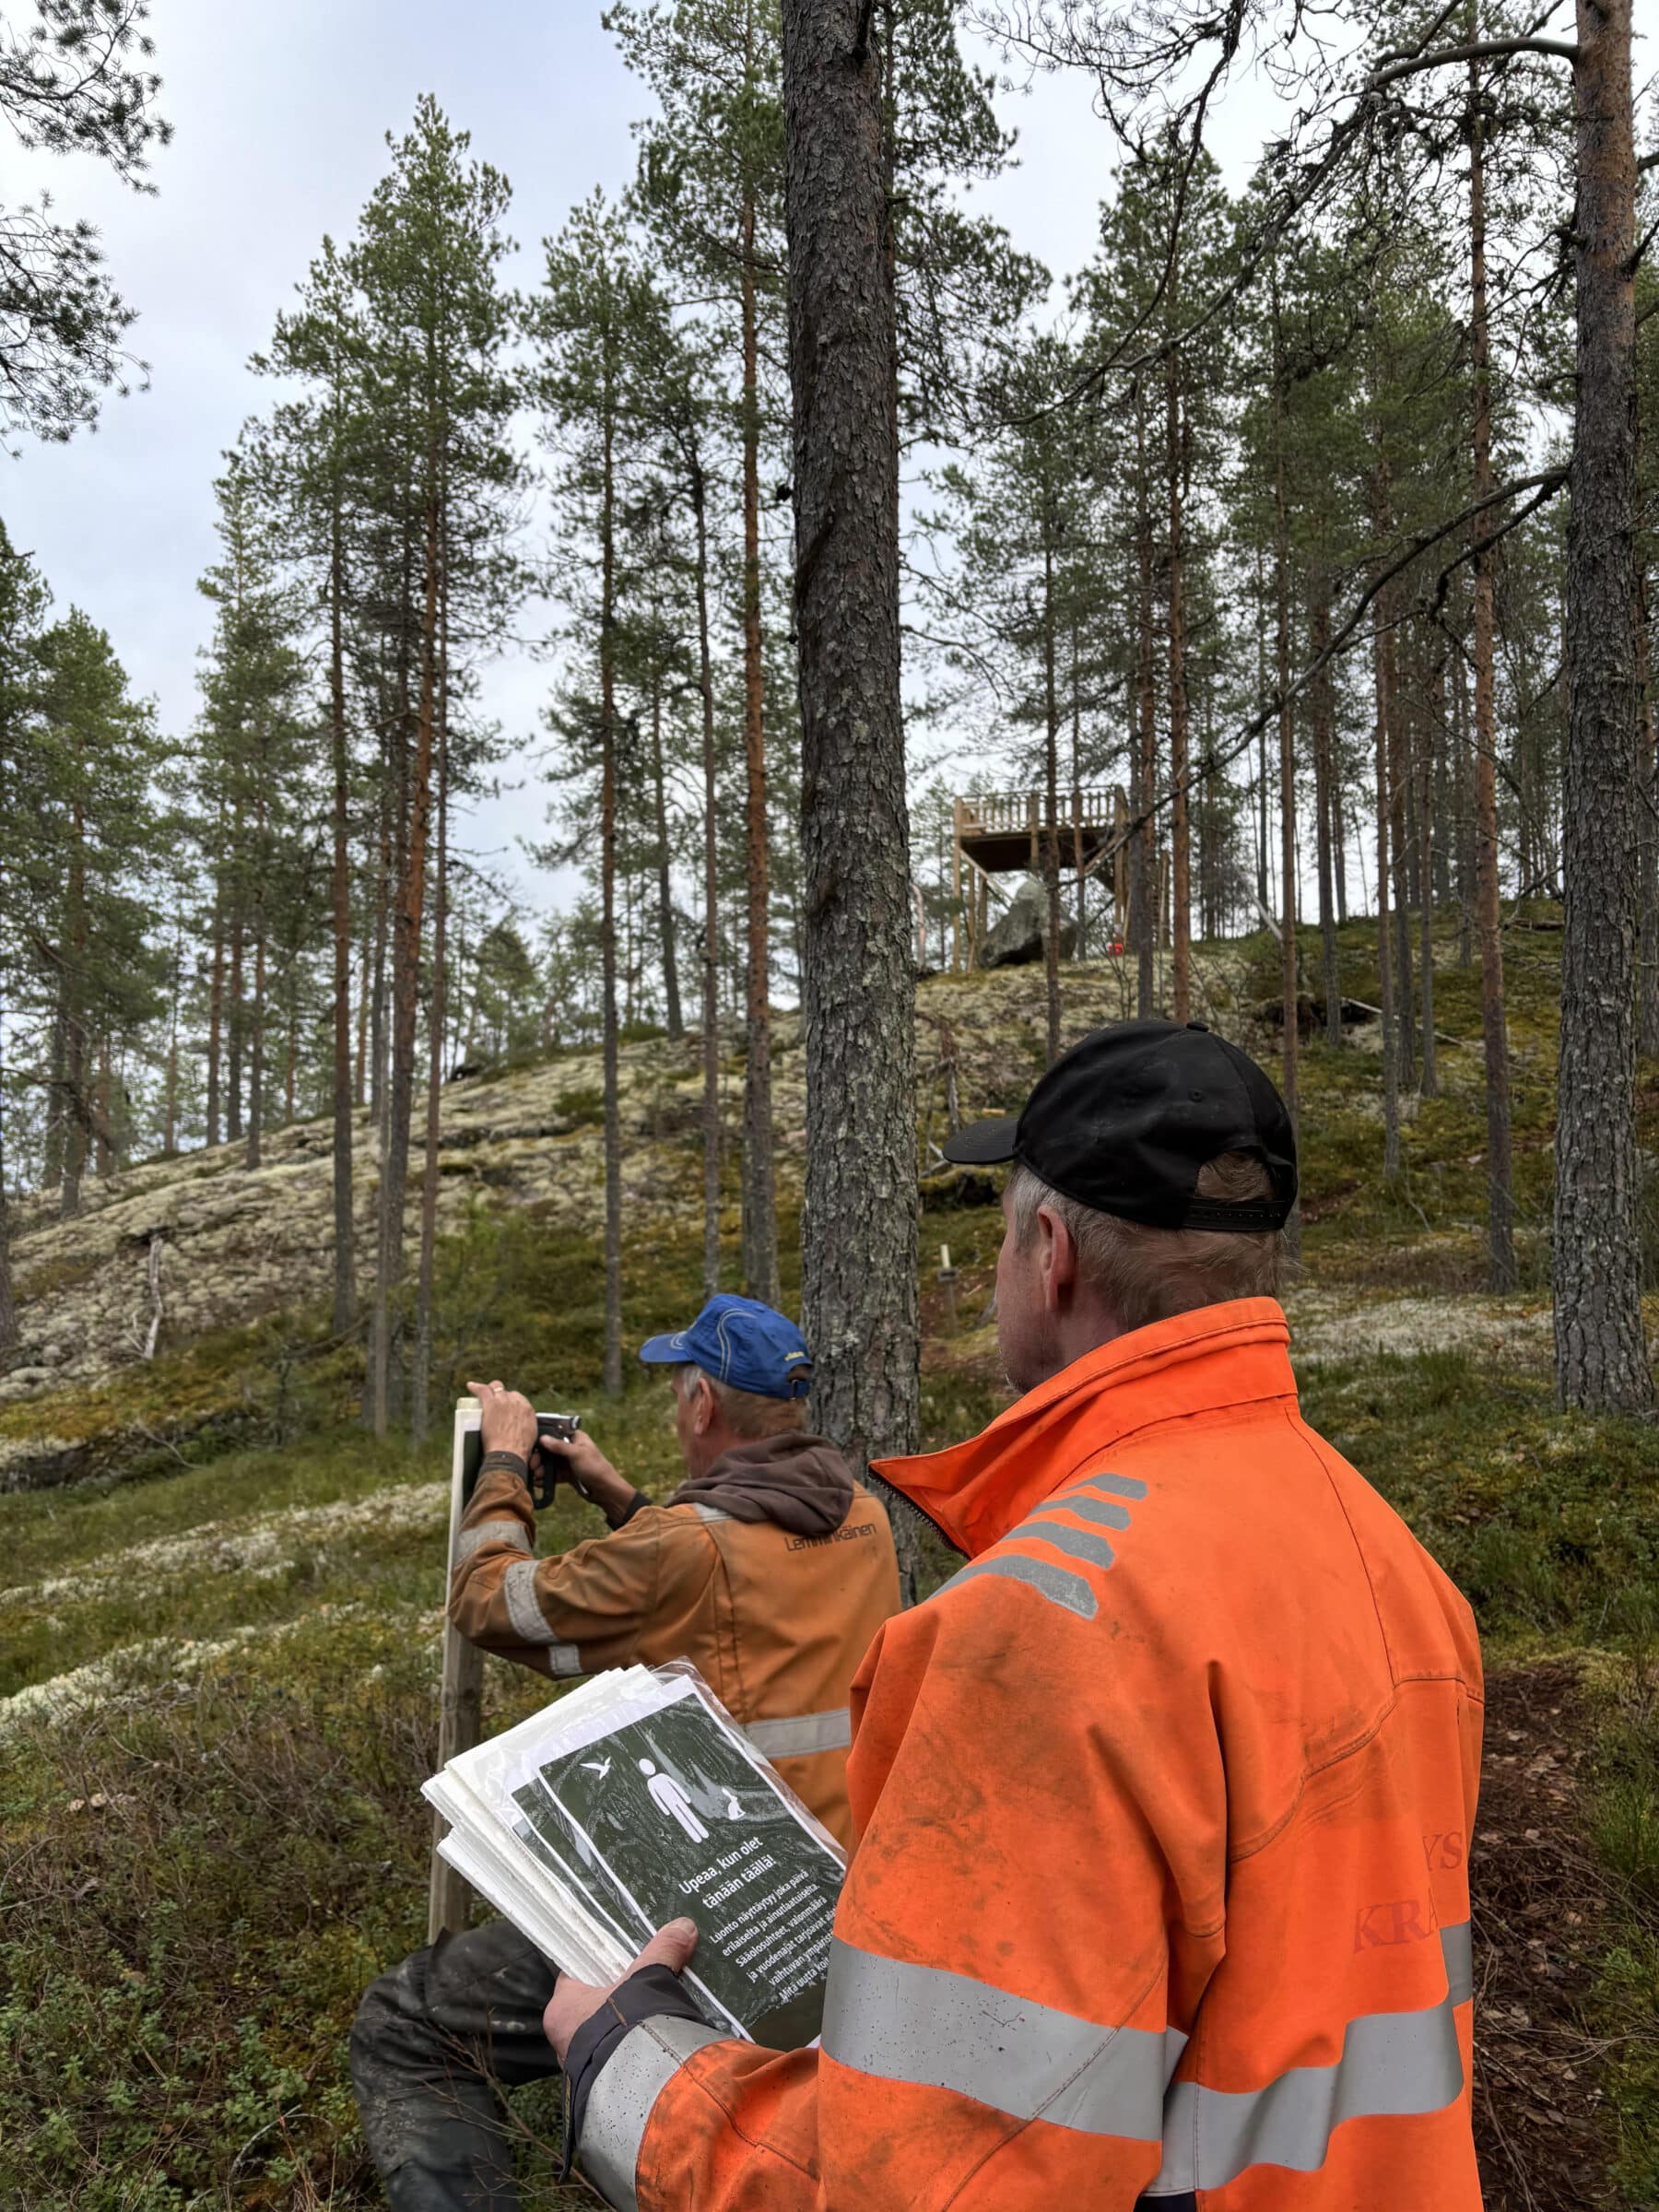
left=692, top=1374, right=716, bottom=1433
left=1037, top=1202, right=1079, bottom=1311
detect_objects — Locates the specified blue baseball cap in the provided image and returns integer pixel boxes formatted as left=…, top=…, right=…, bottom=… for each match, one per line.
left=638, top=1294, right=814, bottom=1400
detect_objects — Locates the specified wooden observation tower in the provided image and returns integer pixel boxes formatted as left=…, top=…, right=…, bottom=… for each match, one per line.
left=951, top=788, right=1128, bottom=966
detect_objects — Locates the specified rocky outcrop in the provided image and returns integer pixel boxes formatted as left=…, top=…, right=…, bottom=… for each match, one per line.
left=1, top=953, right=1255, bottom=1489
left=976, top=877, right=1078, bottom=971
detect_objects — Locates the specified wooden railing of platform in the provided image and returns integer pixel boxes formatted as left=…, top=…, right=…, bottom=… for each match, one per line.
left=949, top=787, right=1132, bottom=968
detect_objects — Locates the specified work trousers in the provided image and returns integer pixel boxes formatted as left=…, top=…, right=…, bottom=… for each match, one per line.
left=350, top=1917, right=560, bottom=2212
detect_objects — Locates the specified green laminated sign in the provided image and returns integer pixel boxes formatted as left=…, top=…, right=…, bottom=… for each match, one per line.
left=426, top=1664, right=846, bottom=2047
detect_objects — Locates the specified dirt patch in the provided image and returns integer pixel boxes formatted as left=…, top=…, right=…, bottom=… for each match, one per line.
left=1473, top=1660, right=1618, bottom=2209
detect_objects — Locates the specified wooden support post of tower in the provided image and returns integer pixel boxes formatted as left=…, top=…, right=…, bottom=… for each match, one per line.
left=951, top=799, right=964, bottom=971
left=1112, top=786, right=1130, bottom=935
left=1072, top=786, right=1086, bottom=953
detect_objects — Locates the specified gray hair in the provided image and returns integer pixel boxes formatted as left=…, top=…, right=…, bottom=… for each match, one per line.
left=1007, top=1151, right=1285, bottom=1335
left=672, top=1362, right=807, bottom=1439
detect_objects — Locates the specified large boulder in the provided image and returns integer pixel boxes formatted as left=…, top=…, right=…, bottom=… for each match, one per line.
left=977, top=876, right=1078, bottom=971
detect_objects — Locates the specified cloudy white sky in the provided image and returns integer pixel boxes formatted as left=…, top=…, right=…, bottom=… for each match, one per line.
left=4, top=1, right=1644, bottom=921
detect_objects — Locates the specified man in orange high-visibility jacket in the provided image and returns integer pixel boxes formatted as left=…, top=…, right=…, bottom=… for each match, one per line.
left=544, top=1018, right=1485, bottom=2212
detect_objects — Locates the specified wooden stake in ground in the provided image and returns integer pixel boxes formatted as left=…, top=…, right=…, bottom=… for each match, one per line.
left=782, top=0, right=919, bottom=1509
left=1555, top=0, right=1653, bottom=1410
left=429, top=1397, right=485, bottom=1941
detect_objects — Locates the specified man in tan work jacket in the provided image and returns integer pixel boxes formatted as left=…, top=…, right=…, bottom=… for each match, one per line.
left=351, top=1294, right=900, bottom=2212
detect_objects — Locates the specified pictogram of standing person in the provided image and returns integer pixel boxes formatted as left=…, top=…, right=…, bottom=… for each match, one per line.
left=638, top=1758, right=708, bottom=1843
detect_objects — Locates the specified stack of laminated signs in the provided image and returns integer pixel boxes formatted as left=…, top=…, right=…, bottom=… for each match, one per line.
left=425, top=1662, right=846, bottom=2047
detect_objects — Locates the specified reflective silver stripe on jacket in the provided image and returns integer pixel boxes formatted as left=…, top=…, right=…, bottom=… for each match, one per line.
left=502, top=1557, right=559, bottom=1644
left=822, top=1924, right=1470, bottom=2181
left=456, top=1517, right=531, bottom=1562
left=745, top=1707, right=853, bottom=1759
left=932, top=1552, right=1100, bottom=1620
left=820, top=1937, right=1182, bottom=2138
left=580, top=2015, right=726, bottom=2211
left=692, top=1502, right=733, bottom=1524
left=1146, top=1921, right=1472, bottom=2193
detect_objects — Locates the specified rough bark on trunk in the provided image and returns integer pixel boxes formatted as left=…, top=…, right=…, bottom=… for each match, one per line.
left=412, top=597, right=449, bottom=1448
left=783, top=0, right=918, bottom=1495
left=1272, top=348, right=1300, bottom=1253
left=0, top=959, right=14, bottom=1348
left=1311, top=570, right=1342, bottom=1046
left=227, top=824, right=245, bottom=1147
left=1390, top=663, right=1417, bottom=1094
left=599, top=359, right=624, bottom=1398
left=60, top=789, right=88, bottom=1221
left=739, top=192, right=780, bottom=1311
left=1372, top=550, right=1402, bottom=1182
left=1418, top=700, right=1438, bottom=1100
left=373, top=483, right=441, bottom=1437
left=329, top=490, right=357, bottom=1335
left=1638, top=566, right=1659, bottom=1055
left=649, top=653, right=684, bottom=1041
left=247, top=789, right=267, bottom=1171
left=1167, top=349, right=1191, bottom=1022
left=691, top=457, right=724, bottom=1300
left=1042, top=537, right=1063, bottom=1065
left=1555, top=0, right=1653, bottom=1408
left=1465, top=67, right=1522, bottom=1283
left=1134, top=392, right=1157, bottom=1018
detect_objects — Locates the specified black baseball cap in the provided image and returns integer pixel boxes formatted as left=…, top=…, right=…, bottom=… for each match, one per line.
left=942, top=1018, right=1297, bottom=1231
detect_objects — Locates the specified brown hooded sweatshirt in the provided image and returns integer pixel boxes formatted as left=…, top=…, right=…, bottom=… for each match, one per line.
left=449, top=1432, right=900, bottom=1851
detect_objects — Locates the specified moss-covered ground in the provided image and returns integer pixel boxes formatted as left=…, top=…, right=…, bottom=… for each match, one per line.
left=2, top=911, right=1655, bottom=2207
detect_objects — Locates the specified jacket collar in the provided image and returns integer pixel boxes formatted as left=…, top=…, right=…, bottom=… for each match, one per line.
left=872, top=1298, right=1296, bottom=1559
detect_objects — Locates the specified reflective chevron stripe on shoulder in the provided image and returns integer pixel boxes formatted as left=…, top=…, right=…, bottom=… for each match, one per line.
left=930, top=1551, right=1100, bottom=1619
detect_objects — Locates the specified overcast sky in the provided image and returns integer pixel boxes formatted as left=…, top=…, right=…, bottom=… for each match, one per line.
left=5, top=2, right=1644, bottom=922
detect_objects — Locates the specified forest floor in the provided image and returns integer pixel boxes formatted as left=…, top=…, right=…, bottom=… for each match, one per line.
left=1, top=910, right=1656, bottom=2209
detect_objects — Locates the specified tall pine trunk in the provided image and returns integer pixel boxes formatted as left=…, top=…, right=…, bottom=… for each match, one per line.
left=1638, top=564, right=1659, bottom=1055
left=598, top=322, right=625, bottom=1398
left=1418, top=691, right=1438, bottom=1099
left=783, top=0, right=918, bottom=1484
left=206, top=872, right=226, bottom=1149
left=1371, top=498, right=1403, bottom=1182
left=1272, top=335, right=1300, bottom=1252
left=649, top=648, right=684, bottom=1041
left=227, top=815, right=245, bottom=1147
left=247, top=788, right=267, bottom=1171
left=412, top=575, right=449, bottom=1448
left=1134, top=391, right=1157, bottom=1018
left=1555, top=0, right=1653, bottom=1407
left=691, top=456, right=724, bottom=1300
left=739, top=187, right=780, bottom=1310
left=1167, top=348, right=1191, bottom=1021
left=329, top=485, right=357, bottom=1335
left=1041, top=536, right=1063, bottom=1065
left=0, top=969, right=15, bottom=1352
left=60, top=788, right=88, bottom=1221
left=373, top=479, right=441, bottom=1436
left=1311, top=568, right=1342, bottom=1045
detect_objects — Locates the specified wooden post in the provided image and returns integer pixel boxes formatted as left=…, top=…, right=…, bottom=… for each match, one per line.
left=951, top=799, right=964, bottom=972
left=429, top=1397, right=487, bottom=1942
left=938, top=1241, right=959, bottom=1335
left=1072, top=786, right=1086, bottom=957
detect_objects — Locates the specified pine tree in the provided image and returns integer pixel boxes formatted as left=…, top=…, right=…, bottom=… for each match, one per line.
left=0, top=0, right=170, bottom=443
left=347, top=99, right=523, bottom=1436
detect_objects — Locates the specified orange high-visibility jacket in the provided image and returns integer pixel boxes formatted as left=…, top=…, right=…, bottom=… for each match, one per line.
left=450, top=1455, right=900, bottom=1851
left=577, top=1299, right=1484, bottom=2211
